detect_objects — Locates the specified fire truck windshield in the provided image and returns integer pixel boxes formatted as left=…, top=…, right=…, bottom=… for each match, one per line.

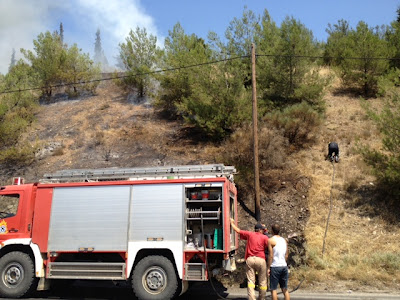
left=0, top=194, right=19, bottom=219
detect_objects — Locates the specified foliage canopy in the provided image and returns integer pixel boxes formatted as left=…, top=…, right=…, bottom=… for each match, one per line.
left=21, top=30, right=100, bottom=99
left=118, top=27, right=160, bottom=98
left=0, top=61, right=38, bottom=165
left=325, top=20, right=393, bottom=96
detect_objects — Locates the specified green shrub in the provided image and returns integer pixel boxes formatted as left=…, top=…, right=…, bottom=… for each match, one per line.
left=0, top=145, right=35, bottom=166
left=293, top=71, right=329, bottom=113
left=266, top=102, right=322, bottom=148
left=364, top=252, right=400, bottom=275
left=0, top=114, right=29, bottom=147
left=305, top=246, right=329, bottom=270
left=359, top=94, right=400, bottom=197
left=0, top=61, right=38, bottom=159
left=222, top=124, right=288, bottom=185
left=377, top=68, right=400, bottom=97
left=340, top=254, right=360, bottom=268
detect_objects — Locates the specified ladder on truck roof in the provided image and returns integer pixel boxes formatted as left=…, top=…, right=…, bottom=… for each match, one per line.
left=41, top=164, right=236, bottom=183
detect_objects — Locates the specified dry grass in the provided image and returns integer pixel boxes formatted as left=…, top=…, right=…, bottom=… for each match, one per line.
left=290, top=86, right=400, bottom=291
left=20, top=81, right=224, bottom=177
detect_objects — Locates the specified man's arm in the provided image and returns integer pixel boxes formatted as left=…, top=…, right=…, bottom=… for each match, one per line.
left=285, top=238, right=289, bottom=261
left=267, top=239, right=273, bottom=275
left=230, top=218, right=241, bottom=234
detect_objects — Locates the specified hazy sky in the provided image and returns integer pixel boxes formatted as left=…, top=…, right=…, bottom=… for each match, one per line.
left=0, top=0, right=398, bottom=75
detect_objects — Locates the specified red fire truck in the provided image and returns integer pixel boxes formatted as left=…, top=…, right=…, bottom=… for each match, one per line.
left=0, top=164, right=238, bottom=299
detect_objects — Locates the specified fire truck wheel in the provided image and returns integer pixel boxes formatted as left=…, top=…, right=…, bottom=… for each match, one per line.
left=132, top=255, right=178, bottom=300
left=0, top=251, right=35, bottom=298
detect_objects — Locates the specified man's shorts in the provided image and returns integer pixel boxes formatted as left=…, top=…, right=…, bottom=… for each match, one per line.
left=269, top=266, right=289, bottom=290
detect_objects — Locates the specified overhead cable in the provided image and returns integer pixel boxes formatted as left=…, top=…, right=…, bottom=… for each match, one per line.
left=1, top=53, right=399, bottom=95
left=0, top=55, right=247, bottom=95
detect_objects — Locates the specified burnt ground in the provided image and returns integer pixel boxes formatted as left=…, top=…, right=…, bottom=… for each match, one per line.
left=217, top=169, right=310, bottom=288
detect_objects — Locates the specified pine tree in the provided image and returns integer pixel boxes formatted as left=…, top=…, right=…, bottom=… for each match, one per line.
left=386, top=14, right=400, bottom=69
left=8, top=48, right=16, bottom=73
left=267, top=17, right=324, bottom=107
left=223, top=7, right=262, bottom=90
left=156, top=22, right=251, bottom=139
left=94, top=29, right=102, bottom=64
left=59, top=22, right=64, bottom=44
left=119, top=26, right=159, bottom=98
left=397, top=6, right=400, bottom=23
left=21, top=30, right=100, bottom=98
left=21, top=31, right=65, bottom=97
left=324, top=19, right=351, bottom=66
left=61, top=44, right=101, bottom=97
left=326, top=21, right=391, bottom=96
left=156, top=23, right=207, bottom=117
left=94, top=29, right=109, bottom=71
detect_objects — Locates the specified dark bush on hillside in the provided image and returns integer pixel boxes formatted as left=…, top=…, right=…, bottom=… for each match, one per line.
left=222, top=124, right=288, bottom=184
left=0, top=145, right=35, bottom=167
left=377, top=68, right=400, bottom=97
left=266, top=102, right=322, bottom=148
left=292, top=71, right=328, bottom=113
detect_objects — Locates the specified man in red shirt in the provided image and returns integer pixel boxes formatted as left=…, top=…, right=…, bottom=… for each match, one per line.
left=231, top=218, right=269, bottom=300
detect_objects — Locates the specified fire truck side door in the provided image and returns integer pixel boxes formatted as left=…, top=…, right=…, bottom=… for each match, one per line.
left=0, top=192, right=27, bottom=241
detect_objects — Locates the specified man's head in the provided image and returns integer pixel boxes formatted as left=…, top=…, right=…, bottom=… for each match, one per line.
left=254, top=223, right=265, bottom=232
left=271, top=223, right=280, bottom=235
left=262, top=224, right=268, bottom=234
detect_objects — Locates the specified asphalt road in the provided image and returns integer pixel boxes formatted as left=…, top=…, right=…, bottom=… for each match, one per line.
left=19, top=280, right=400, bottom=300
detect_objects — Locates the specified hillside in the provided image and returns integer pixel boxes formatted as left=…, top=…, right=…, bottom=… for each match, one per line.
left=294, top=91, right=400, bottom=292
left=1, top=80, right=399, bottom=293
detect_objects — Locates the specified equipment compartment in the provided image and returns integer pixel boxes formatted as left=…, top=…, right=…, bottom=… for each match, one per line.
left=184, top=185, right=223, bottom=251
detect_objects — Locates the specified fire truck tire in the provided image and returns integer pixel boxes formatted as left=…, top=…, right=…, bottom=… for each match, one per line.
left=0, top=251, right=35, bottom=298
left=132, top=255, right=178, bottom=300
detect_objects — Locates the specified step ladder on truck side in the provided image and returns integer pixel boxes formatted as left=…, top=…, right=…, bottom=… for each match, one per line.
left=41, top=164, right=237, bottom=182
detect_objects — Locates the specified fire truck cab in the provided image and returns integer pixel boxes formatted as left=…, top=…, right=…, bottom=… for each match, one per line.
left=0, top=165, right=238, bottom=299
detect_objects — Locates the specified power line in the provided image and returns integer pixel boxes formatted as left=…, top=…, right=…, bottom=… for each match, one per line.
left=0, top=55, right=248, bottom=95
left=256, top=53, right=400, bottom=61
left=1, top=53, right=400, bottom=95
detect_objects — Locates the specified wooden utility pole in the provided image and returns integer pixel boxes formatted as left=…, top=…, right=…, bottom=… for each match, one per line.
left=251, top=43, right=261, bottom=222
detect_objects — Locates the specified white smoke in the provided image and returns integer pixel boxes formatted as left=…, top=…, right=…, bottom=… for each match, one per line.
left=0, top=0, right=162, bottom=75
left=0, top=0, right=52, bottom=74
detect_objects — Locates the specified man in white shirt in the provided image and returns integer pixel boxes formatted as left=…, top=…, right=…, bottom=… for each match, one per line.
left=267, top=223, right=290, bottom=300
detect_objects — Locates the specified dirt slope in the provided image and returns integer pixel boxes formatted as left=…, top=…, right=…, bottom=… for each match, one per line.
left=292, top=91, right=400, bottom=292
left=11, top=82, right=220, bottom=181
